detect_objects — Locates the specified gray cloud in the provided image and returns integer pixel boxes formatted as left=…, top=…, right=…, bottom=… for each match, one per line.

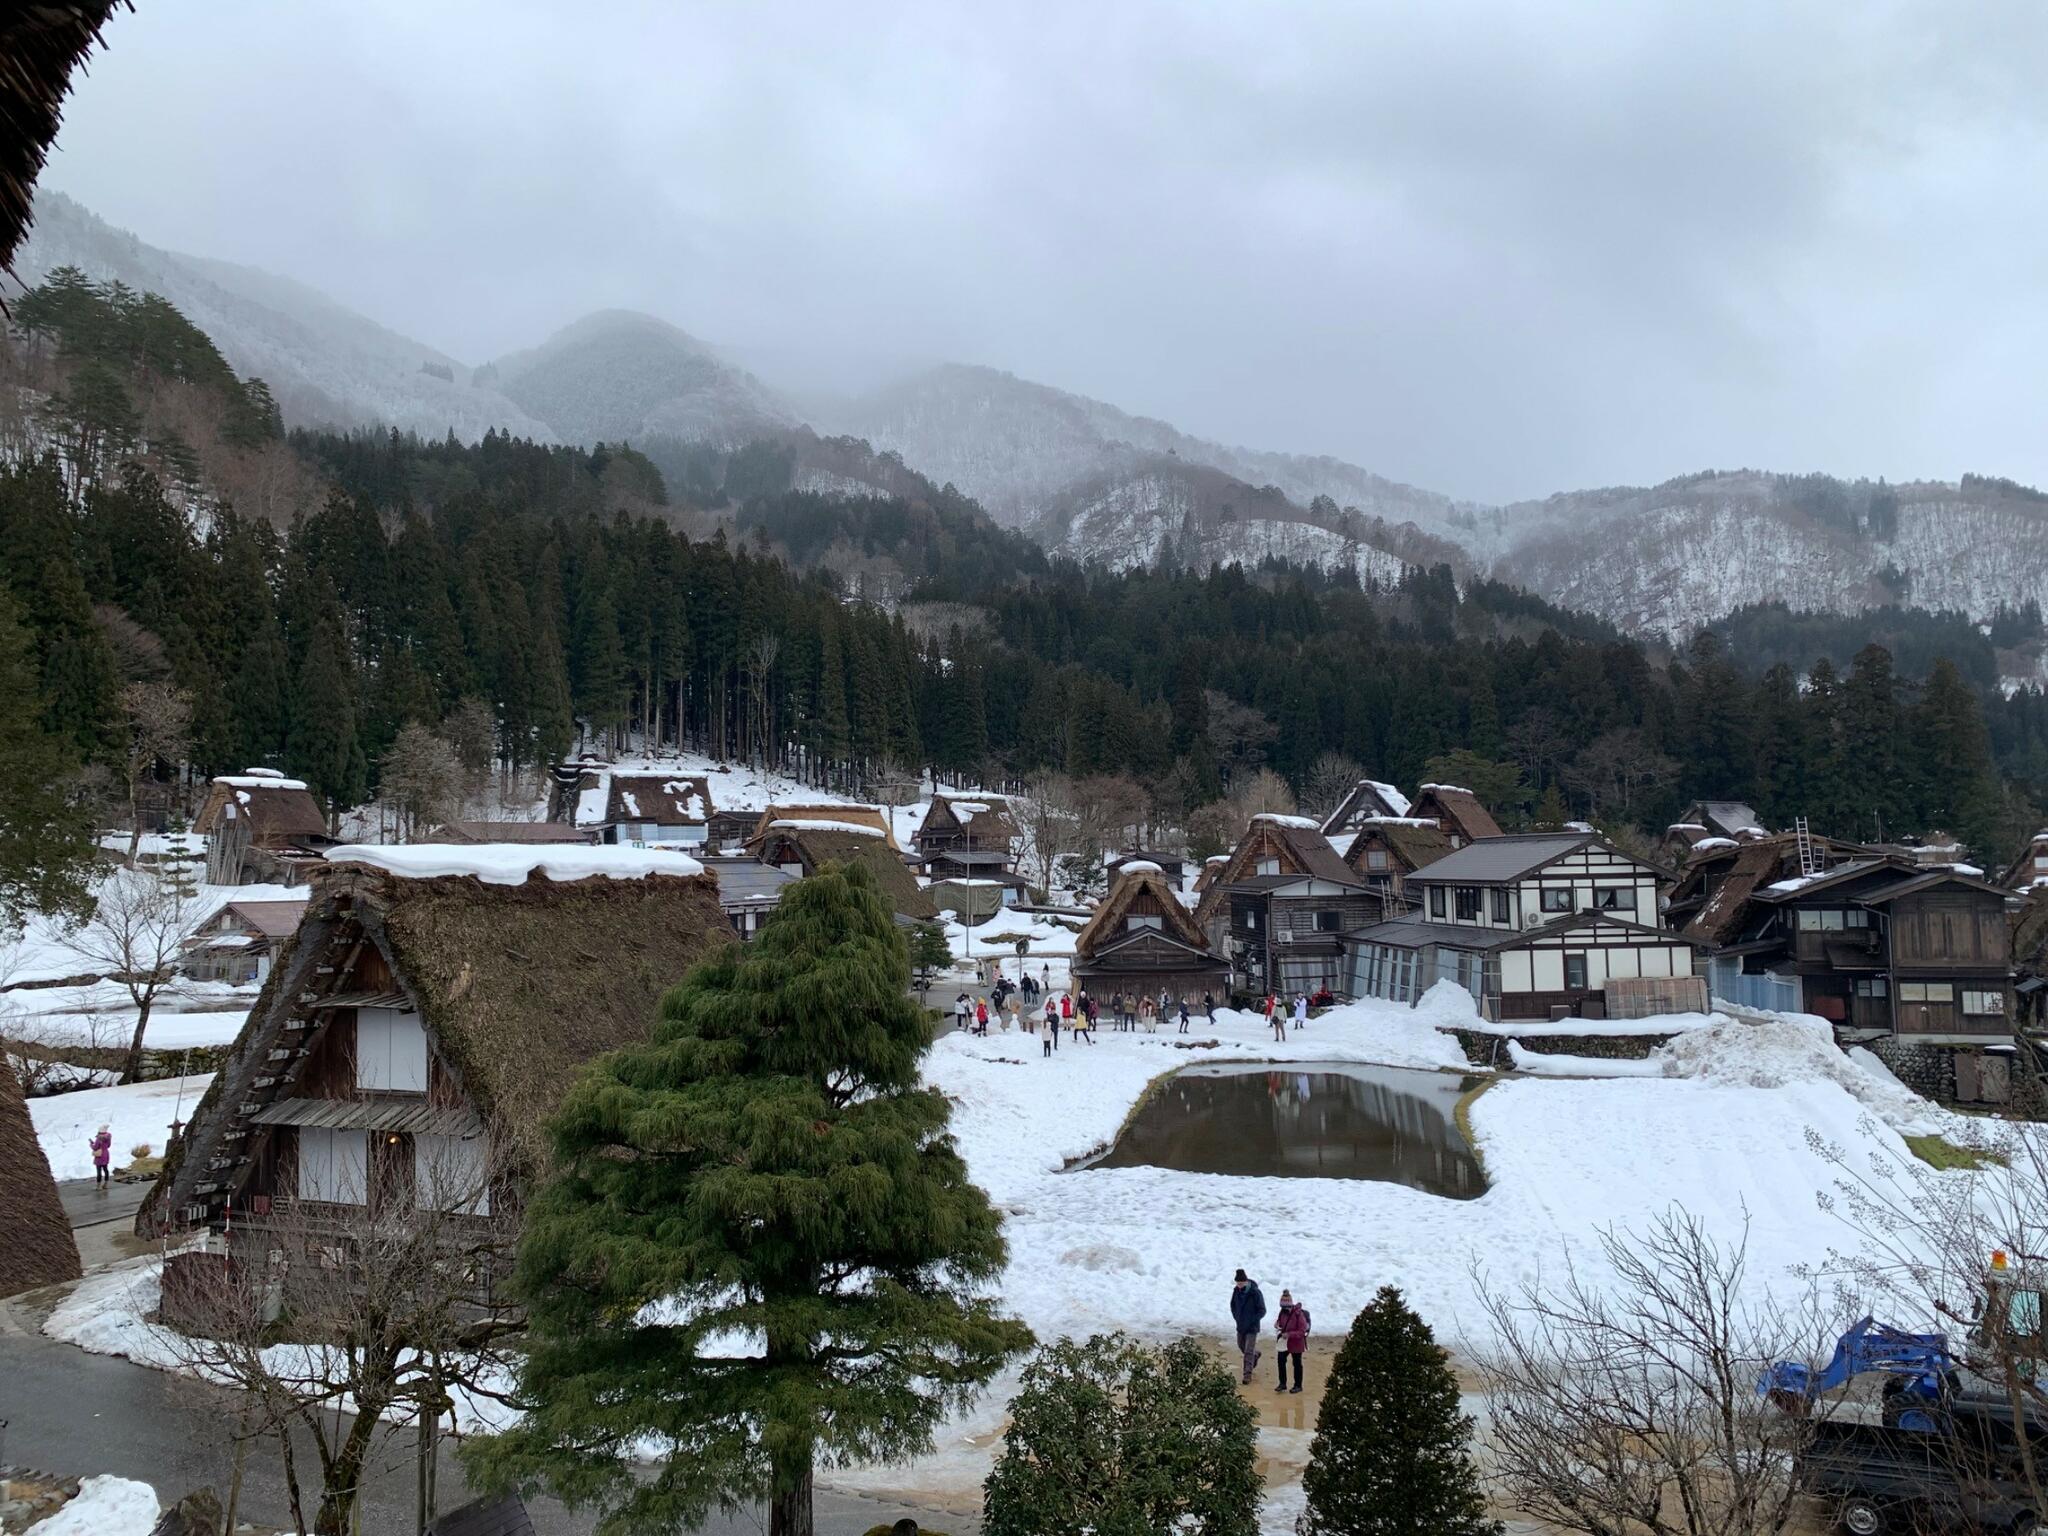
left=42, top=0, right=2048, bottom=502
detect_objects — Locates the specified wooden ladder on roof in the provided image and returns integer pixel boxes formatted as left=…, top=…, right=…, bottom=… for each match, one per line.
left=1793, top=816, right=1823, bottom=877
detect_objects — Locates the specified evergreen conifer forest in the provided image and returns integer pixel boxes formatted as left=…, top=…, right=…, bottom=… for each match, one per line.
left=6, top=269, right=2046, bottom=867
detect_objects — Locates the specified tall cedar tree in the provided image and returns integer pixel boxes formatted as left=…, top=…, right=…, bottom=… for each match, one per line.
left=982, top=1333, right=1260, bottom=1536
left=468, top=861, right=1030, bottom=1536
left=0, top=590, right=97, bottom=928
left=1297, top=1286, right=1499, bottom=1536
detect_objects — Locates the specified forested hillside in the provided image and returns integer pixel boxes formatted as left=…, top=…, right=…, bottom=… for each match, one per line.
left=5, top=272, right=2048, bottom=895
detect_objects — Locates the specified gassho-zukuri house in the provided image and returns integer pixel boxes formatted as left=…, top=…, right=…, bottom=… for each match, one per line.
left=137, top=844, right=733, bottom=1318
left=1344, top=830, right=1704, bottom=1021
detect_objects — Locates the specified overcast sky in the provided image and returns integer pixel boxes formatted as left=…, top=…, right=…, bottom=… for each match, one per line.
left=41, top=0, right=2048, bottom=503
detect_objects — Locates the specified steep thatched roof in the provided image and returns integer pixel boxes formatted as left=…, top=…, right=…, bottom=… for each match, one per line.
left=1342, top=818, right=1454, bottom=875
left=0, top=1055, right=81, bottom=1297
left=142, top=856, right=734, bottom=1233
left=435, top=820, right=594, bottom=845
left=1076, top=866, right=1211, bottom=958
left=757, top=826, right=936, bottom=919
left=921, top=792, right=1021, bottom=846
left=1411, top=784, right=1504, bottom=841
left=748, top=803, right=899, bottom=850
left=0, top=4, right=124, bottom=273
left=1193, top=816, right=1354, bottom=930
left=194, top=774, right=329, bottom=844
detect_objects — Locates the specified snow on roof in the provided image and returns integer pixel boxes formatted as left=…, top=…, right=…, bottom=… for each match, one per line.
left=1115, top=859, right=1163, bottom=875
left=769, top=818, right=885, bottom=838
left=574, top=778, right=610, bottom=826
left=1363, top=779, right=1412, bottom=816
left=1357, top=815, right=1443, bottom=828
left=325, top=844, right=705, bottom=885
left=1668, top=822, right=1709, bottom=832
left=1205, top=854, right=1228, bottom=864
left=1564, top=820, right=1594, bottom=832
left=1418, top=782, right=1472, bottom=795
left=1763, top=871, right=1826, bottom=893
left=1252, top=813, right=1322, bottom=830
left=1693, top=837, right=1738, bottom=850
left=215, top=773, right=309, bottom=791
left=952, top=801, right=991, bottom=819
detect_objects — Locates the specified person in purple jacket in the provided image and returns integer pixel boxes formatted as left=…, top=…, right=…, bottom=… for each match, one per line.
left=90, top=1123, right=113, bottom=1188
left=1274, top=1288, right=1312, bottom=1393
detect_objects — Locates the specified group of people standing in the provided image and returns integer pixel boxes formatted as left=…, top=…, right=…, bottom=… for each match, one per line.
left=1230, top=1268, right=1312, bottom=1392
left=1264, top=992, right=1312, bottom=1042
left=955, top=985, right=1228, bottom=1052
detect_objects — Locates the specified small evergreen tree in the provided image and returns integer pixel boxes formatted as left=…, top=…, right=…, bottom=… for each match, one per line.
left=982, top=1333, right=1259, bottom=1536
left=908, top=920, right=953, bottom=1003
left=1298, top=1286, right=1499, bottom=1536
left=468, top=861, right=1030, bottom=1536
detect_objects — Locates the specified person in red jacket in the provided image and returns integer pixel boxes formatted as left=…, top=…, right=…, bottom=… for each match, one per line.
left=1273, top=1289, right=1311, bottom=1393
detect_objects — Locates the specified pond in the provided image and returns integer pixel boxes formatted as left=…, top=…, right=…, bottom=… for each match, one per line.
left=1081, top=1062, right=1490, bottom=1199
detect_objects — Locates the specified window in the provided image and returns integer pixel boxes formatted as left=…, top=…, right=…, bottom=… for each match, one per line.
left=1563, top=953, right=1588, bottom=990
left=1592, top=887, right=1631, bottom=912
left=1854, top=978, right=1890, bottom=998
left=1366, top=849, right=1389, bottom=871
left=1453, top=887, right=1481, bottom=921
left=1540, top=888, right=1574, bottom=914
left=1799, top=909, right=1871, bottom=931
left=1449, top=835, right=1466, bottom=849
left=1315, top=909, right=1342, bottom=933
left=1899, top=982, right=1955, bottom=1003
left=416, top=1133, right=492, bottom=1215
left=297, top=1127, right=366, bottom=1204
left=2035, top=855, right=2048, bottom=872
left=1126, top=913, right=1164, bottom=932
left=1256, top=858, right=1281, bottom=877
left=1962, top=989, right=2004, bottom=1016
left=1428, top=887, right=1446, bottom=919
left=1245, top=907, right=1261, bottom=930
left=1490, top=889, right=1510, bottom=923
left=356, top=1008, right=429, bottom=1094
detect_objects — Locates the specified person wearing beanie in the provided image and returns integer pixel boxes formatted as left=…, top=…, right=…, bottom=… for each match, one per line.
left=1274, top=1288, right=1312, bottom=1393
left=1230, top=1268, right=1267, bottom=1384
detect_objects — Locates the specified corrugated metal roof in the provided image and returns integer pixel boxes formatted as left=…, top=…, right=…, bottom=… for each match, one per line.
left=1343, top=918, right=1525, bottom=951
left=252, top=1099, right=484, bottom=1136
left=1406, top=833, right=1595, bottom=884
left=703, top=859, right=798, bottom=906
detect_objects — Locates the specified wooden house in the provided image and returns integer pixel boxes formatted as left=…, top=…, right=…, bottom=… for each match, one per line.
left=1337, top=817, right=1454, bottom=906
left=1668, top=837, right=2014, bottom=1045
left=572, top=772, right=715, bottom=848
left=914, top=793, right=1020, bottom=872
left=1318, top=778, right=1414, bottom=836
left=1072, top=864, right=1228, bottom=1006
left=747, top=822, right=937, bottom=921
left=0, top=1056, right=80, bottom=1298
left=1107, top=850, right=1188, bottom=884
left=1194, top=814, right=1375, bottom=997
left=179, top=895, right=308, bottom=986
left=1407, top=783, right=1503, bottom=848
left=1678, top=800, right=1768, bottom=841
left=1999, top=829, right=2048, bottom=895
left=1345, top=832, right=1700, bottom=1020
left=701, top=857, right=798, bottom=939
left=137, top=845, right=733, bottom=1299
left=747, top=803, right=901, bottom=850
left=194, top=770, right=334, bottom=886
left=1191, top=854, right=1230, bottom=894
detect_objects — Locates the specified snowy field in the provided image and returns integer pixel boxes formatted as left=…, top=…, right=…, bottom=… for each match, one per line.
left=28, top=1073, right=214, bottom=1178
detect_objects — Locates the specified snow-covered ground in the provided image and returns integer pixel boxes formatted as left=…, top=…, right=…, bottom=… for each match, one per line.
left=11, top=1474, right=161, bottom=1536
left=27, top=1073, right=213, bottom=1178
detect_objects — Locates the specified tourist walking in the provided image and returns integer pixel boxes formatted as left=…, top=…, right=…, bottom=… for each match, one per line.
left=1079, top=993, right=1098, bottom=1043
left=1177, top=997, right=1192, bottom=1034
left=975, top=997, right=991, bottom=1036
left=1230, top=1269, right=1267, bottom=1384
left=1274, top=1290, right=1311, bottom=1393
left=1203, top=990, right=1217, bottom=1023
left=1043, top=999, right=1060, bottom=1056
left=953, top=993, right=971, bottom=1034
left=1157, top=987, right=1171, bottom=1025
left=1293, top=993, right=1309, bottom=1032
left=1268, top=993, right=1285, bottom=1043
left=1060, top=991, right=1073, bottom=1029
left=90, top=1123, right=113, bottom=1188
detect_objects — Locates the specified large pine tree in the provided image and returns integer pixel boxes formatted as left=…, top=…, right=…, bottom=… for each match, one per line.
left=469, top=861, right=1030, bottom=1536
left=1297, top=1286, right=1499, bottom=1536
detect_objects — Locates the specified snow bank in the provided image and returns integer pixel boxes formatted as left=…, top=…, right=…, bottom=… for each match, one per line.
left=325, top=844, right=704, bottom=883
left=1653, top=1011, right=1942, bottom=1134
left=1506, top=1040, right=1667, bottom=1078
left=23, top=1475, right=159, bottom=1535
left=27, top=1073, right=213, bottom=1178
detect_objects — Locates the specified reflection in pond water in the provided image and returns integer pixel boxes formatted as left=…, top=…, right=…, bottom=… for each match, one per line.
left=1083, top=1062, right=1489, bottom=1199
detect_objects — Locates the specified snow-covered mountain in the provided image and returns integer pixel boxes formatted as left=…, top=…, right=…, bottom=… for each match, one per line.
left=483, top=310, right=796, bottom=447
left=8, top=192, right=557, bottom=443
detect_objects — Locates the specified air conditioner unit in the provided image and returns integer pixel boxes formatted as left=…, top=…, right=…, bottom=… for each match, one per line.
left=1277, top=930, right=1295, bottom=945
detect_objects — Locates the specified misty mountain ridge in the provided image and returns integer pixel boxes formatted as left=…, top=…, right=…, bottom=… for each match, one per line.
left=16, top=190, right=2048, bottom=650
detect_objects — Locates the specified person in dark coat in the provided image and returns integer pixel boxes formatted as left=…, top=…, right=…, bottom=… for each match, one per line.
left=1230, top=1268, right=1266, bottom=1384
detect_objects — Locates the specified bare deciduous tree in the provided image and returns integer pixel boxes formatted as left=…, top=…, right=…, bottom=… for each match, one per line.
left=440, top=698, right=497, bottom=802
left=1565, top=727, right=1680, bottom=819
left=159, top=1136, right=522, bottom=1536
left=74, top=866, right=193, bottom=1084
left=118, top=679, right=192, bottom=867
left=1477, top=1208, right=1843, bottom=1536
left=1203, top=689, right=1277, bottom=787
left=1298, top=751, right=1365, bottom=823
left=1226, top=767, right=1297, bottom=825
left=381, top=724, right=465, bottom=842
left=1020, top=773, right=1080, bottom=893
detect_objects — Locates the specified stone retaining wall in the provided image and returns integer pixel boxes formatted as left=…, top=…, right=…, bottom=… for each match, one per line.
left=1443, top=1027, right=1680, bottom=1068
